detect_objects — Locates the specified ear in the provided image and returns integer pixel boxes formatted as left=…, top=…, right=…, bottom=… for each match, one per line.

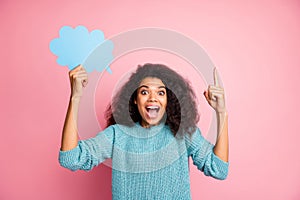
left=134, top=99, right=137, bottom=104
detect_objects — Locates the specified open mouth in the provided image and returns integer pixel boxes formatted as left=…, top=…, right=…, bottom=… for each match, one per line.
left=145, top=105, right=160, bottom=119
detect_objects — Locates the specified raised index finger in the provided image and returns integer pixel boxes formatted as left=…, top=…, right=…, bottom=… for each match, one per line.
left=214, top=67, right=219, bottom=86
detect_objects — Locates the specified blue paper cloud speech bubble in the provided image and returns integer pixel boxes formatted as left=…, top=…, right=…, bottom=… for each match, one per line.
left=49, top=25, right=114, bottom=73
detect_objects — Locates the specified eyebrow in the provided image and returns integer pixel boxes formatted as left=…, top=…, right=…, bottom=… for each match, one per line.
left=138, top=85, right=166, bottom=89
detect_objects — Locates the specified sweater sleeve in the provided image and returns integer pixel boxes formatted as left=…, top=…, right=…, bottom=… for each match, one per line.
left=58, top=125, right=115, bottom=172
left=185, top=128, right=229, bottom=180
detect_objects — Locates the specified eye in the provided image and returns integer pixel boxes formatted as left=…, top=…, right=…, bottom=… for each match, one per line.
left=140, top=90, right=149, bottom=95
left=158, top=90, right=165, bottom=96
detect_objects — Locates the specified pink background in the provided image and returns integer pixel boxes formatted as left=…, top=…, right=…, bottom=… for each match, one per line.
left=1, top=0, right=300, bottom=199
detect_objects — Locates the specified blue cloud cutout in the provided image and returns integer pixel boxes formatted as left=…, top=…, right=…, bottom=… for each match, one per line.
left=49, top=25, right=114, bottom=73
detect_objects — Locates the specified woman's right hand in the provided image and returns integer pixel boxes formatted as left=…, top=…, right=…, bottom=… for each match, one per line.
left=69, top=65, right=88, bottom=98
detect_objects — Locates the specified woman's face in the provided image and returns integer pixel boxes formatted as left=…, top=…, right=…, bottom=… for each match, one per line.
left=135, top=77, right=167, bottom=128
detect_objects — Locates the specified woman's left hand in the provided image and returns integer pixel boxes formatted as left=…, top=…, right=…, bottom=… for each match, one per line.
left=203, top=68, right=227, bottom=114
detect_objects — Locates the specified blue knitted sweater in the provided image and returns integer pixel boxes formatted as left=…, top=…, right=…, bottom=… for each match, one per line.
left=59, top=123, right=229, bottom=200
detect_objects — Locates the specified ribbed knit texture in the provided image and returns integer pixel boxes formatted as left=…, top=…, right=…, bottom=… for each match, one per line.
left=59, top=123, right=229, bottom=200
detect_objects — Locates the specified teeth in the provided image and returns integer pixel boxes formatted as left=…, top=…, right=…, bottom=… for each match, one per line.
left=146, top=106, right=159, bottom=109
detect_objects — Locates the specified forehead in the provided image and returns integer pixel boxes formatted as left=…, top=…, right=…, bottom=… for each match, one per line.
left=138, top=77, right=165, bottom=88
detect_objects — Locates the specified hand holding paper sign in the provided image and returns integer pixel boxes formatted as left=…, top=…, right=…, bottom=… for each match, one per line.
left=69, top=65, right=88, bottom=98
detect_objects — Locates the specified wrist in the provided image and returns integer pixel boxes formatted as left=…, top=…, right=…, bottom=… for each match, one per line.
left=216, top=110, right=228, bottom=117
left=70, top=95, right=81, bottom=103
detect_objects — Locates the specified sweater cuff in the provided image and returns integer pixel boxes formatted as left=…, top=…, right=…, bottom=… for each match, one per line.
left=212, top=151, right=229, bottom=179
left=58, top=145, right=80, bottom=170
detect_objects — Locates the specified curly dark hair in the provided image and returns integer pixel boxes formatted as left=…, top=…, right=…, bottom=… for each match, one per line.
left=105, top=63, right=199, bottom=136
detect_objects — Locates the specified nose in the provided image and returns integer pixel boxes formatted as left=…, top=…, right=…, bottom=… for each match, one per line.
left=148, top=91, right=157, bottom=102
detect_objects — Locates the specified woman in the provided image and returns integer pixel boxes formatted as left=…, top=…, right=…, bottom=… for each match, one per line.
left=59, top=63, right=229, bottom=200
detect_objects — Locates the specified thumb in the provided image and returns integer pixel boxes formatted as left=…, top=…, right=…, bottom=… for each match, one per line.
left=203, top=91, right=210, bottom=102
left=82, top=79, right=88, bottom=87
